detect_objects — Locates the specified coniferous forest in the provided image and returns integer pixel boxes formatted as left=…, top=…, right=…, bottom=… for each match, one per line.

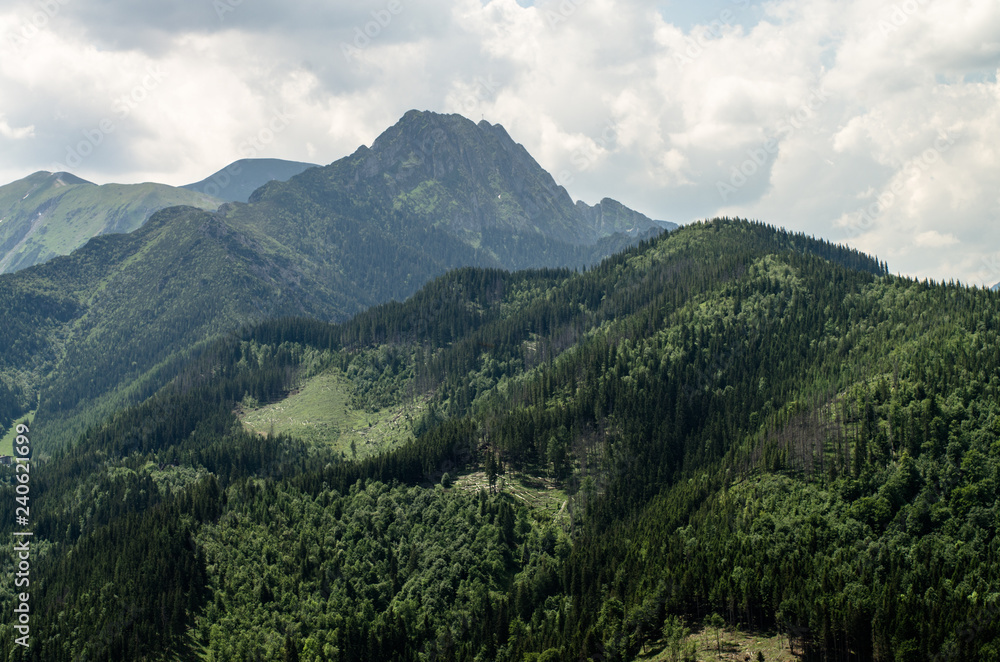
left=1, top=218, right=999, bottom=660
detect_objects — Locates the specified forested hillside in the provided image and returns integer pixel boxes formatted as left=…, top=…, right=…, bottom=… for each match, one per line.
left=1, top=218, right=998, bottom=661
left=0, top=112, right=669, bottom=454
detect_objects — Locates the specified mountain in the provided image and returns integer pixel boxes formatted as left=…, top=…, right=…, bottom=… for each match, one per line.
left=181, top=157, right=319, bottom=202
left=7, top=219, right=999, bottom=660
left=993, top=281, right=999, bottom=291
left=0, top=111, right=673, bottom=450
left=0, top=171, right=222, bottom=273
left=283, top=109, right=676, bottom=268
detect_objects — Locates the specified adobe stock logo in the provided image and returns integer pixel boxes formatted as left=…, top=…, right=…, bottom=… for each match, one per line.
left=543, top=0, right=589, bottom=28
left=842, top=133, right=955, bottom=239
left=716, top=87, right=830, bottom=202
left=51, top=66, right=168, bottom=172
left=192, top=109, right=293, bottom=199
left=876, top=0, right=931, bottom=36
left=236, top=109, right=292, bottom=160
left=673, top=0, right=750, bottom=67
left=4, top=0, right=72, bottom=56
left=452, top=75, right=502, bottom=119
left=980, top=253, right=1000, bottom=290
left=213, top=0, right=243, bottom=22
left=341, top=1, right=405, bottom=61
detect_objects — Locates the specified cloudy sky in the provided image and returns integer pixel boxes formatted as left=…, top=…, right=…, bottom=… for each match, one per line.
left=1, top=0, right=998, bottom=285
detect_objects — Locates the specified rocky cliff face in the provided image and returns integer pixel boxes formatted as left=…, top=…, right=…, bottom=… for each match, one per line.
left=302, top=110, right=673, bottom=249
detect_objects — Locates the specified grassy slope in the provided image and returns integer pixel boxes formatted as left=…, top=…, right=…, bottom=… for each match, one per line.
left=0, top=412, right=32, bottom=456
left=239, top=369, right=423, bottom=460
left=25, top=205, right=337, bottom=451
left=0, top=177, right=221, bottom=273
left=638, top=624, right=801, bottom=662
left=456, top=470, right=570, bottom=523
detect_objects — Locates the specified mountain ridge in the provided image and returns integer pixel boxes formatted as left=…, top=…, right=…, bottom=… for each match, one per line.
left=0, top=171, right=222, bottom=273
left=289, top=110, right=676, bottom=254
left=0, top=113, right=671, bottom=275
left=0, top=111, right=676, bottom=449
left=12, top=219, right=998, bottom=661
left=182, top=157, right=319, bottom=202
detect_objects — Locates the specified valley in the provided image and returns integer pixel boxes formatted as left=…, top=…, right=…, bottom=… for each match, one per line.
left=0, top=112, right=672, bottom=456
left=0, top=115, right=995, bottom=662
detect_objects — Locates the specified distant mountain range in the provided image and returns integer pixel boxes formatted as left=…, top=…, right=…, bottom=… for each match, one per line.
left=0, top=158, right=324, bottom=274
left=0, top=110, right=676, bottom=449
left=0, top=172, right=221, bottom=273
left=182, top=158, right=318, bottom=203
left=1, top=113, right=676, bottom=277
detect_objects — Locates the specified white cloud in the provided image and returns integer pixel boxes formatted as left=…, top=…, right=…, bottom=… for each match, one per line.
left=0, top=114, right=33, bottom=139
left=914, top=231, right=960, bottom=248
left=0, top=0, right=998, bottom=284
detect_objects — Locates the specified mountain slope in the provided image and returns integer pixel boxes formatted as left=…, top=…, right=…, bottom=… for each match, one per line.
left=0, top=112, right=672, bottom=450
left=259, top=110, right=676, bottom=269
left=182, top=157, right=319, bottom=202
left=0, top=171, right=222, bottom=273
left=9, top=220, right=1000, bottom=660
left=0, top=204, right=364, bottom=443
